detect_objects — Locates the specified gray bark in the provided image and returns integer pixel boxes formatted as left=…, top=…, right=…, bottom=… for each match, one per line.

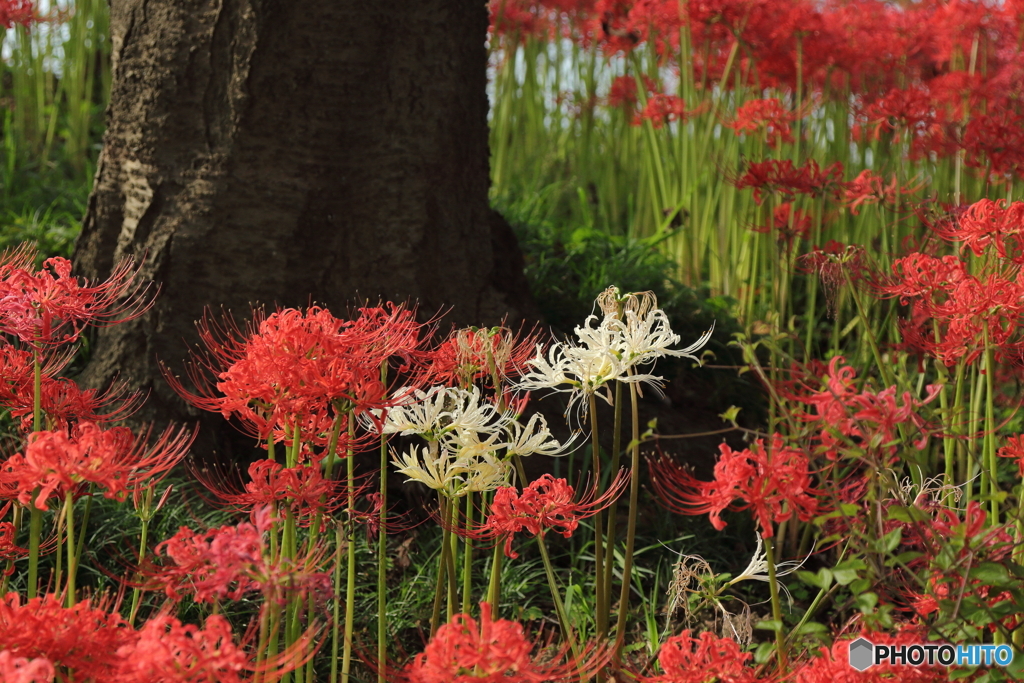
left=74, top=0, right=532, bottom=457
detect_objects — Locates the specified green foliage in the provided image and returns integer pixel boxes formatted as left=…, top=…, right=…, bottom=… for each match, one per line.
left=495, top=190, right=765, bottom=421
left=0, top=1, right=110, bottom=259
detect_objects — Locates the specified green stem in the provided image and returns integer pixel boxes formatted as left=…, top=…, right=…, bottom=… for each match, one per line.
left=341, top=420, right=357, bottom=683
left=602, top=381, right=624, bottom=622
left=486, top=541, right=503, bottom=616
left=537, top=532, right=585, bottom=681
left=764, top=534, right=788, bottom=673
left=378, top=361, right=390, bottom=683
left=588, top=394, right=607, bottom=637
left=462, top=493, right=474, bottom=614
left=984, top=325, right=998, bottom=524
left=431, top=494, right=453, bottom=636
left=64, top=490, right=75, bottom=606
left=330, top=524, right=343, bottom=683
left=613, top=379, right=641, bottom=658
left=27, top=494, right=41, bottom=600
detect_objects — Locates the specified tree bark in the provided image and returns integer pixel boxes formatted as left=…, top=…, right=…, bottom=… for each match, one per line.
left=73, top=0, right=532, bottom=457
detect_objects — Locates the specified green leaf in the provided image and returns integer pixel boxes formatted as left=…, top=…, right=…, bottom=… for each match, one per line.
left=754, top=642, right=775, bottom=664
left=876, top=527, right=902, bottom=554
left=797, top=568, right=833, bottom=590
left=970, top=562, right=1014, bottom=588
left=833, top=567, right=860, bottom=586
left=756, top=620, right=784, bottom=633
left=793, top=621, right=828, bottom=635
left=856, top=592, right=878, bottom=613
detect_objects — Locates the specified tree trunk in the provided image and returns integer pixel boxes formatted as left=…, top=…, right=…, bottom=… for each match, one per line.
left=73, top=0, right=532, bottom=458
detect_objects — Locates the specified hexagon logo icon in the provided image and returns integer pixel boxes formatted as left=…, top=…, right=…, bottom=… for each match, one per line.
left=848, top=637, right=875, bottom=671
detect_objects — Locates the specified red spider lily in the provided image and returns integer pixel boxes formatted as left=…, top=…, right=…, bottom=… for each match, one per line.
left=932, top=198, right=1024, bottom=262
left=121, top=612, right=315, bottom=683
left=642, top=629, right=767, bottom=683
left=879, top=252, right=1024, bottom=366
left=606, top=74, right=656, bottom=112
left=841, top=169, right=925, bottom=216
left=0, top=650, right=54, bottom=683
left=751, top=202, right=811, bottom=249
left=0, top=0, right=35, bottom=28
left=998, top=434, right=1024, bottom=477
left=0, top=592, right=131, bottom=681
left=909, top=570, right=1020, bottom=633
left=0, top=421, right=192, bottom=511
left=422, top=324, right=542, bottom=390
left=797, top=241, right=866, bottom=317
left=649, top=435, right=820, bottom=538
left=169, top=303, right=426, bottom=444
left=0, top=514, right=27, bottom=562
left=149, top=512, right=266, bottom=603
left=0, top=253, right=153, bottom=349
left=858, top=86, right=945, bottom=153
left=0, top=592, right=312, bottom=682
left=191, top=457, right=346, bottom=526
left=147, top=506, right=330, bottom=604
left=781, top=356, right=938, bottom=462
left=964, top=110, right=1024, bottom=183
left=793, top=626, right=948, bottom=683
left=477, top=471, right=628, bottom=558
left=633, top=93, right=690, bottom=128
left=732, top=159, right=843, bottom=204
left=926, top=501, right=1013, bottom=563
left=727, top=98, right=794, bottom=147
left=0, top=346, right=144, bottom=432
left=878, top=252, right=969, bottom=306
left=402, top=602, right=607, bottom=682
left=806, top=357, right=936, bottom=444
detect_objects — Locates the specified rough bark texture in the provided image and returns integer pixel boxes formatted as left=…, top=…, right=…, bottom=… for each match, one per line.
left=74, top=0, right=533, bottom=458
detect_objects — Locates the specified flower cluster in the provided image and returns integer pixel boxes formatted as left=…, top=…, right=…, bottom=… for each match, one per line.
left=642, top=629, right=764, bottom=683
left=650, top=435, right=819, bottom=538
left=481, top=472, right=626, bottom=558
left=383, top=385, right=568, bottom=497
left=518, top=287, right=712, bottom=415
left=402, top=603, right=604, bottom=682
left=0, top=592, right=309, bottom=682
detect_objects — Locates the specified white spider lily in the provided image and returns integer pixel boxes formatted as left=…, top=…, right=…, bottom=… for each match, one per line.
left=457, top=453, right=510, bottom=495
left=442, top=385, right=514, bottom=438
left=517, top=336, right=628, bottom=413
left=392, top=443, right=509, bottom=497
left=615, top=308, right=714, bottom=367
left=504, top=412, right=575, bottom=458
left=444, top=425, right=508, bottom=460
left=367, top=385, right=449, bottom=437
left=392, top=443, right=463, bottom=493
left=368, top=385, right=512, bottom=444
left=517, top=293, right=713, bottom=414
left=727, top=536, right=809, bottom=607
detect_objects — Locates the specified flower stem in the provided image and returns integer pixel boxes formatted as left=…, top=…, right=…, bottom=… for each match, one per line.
left=27, top=493, right=41, bottom=600
left=64, top=490, right=75, bottom=606
left=341, top=419, right=357, bottom=683
left=486, top=541, right=502, bottom=616
left=536, top=531, right=584, bottom=677
left=613, top=378, right=641, bottom=657
left=763, top=534, right=788, bottom=673
left=588, top=394, right=607, bottom=638
left=329, top=523, right=343, bottom=683
left=462, top=493, right=474, bottom=614
left=602, top=381, right=624, bottom=623
left=377, top=367, right=389, bottom=683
